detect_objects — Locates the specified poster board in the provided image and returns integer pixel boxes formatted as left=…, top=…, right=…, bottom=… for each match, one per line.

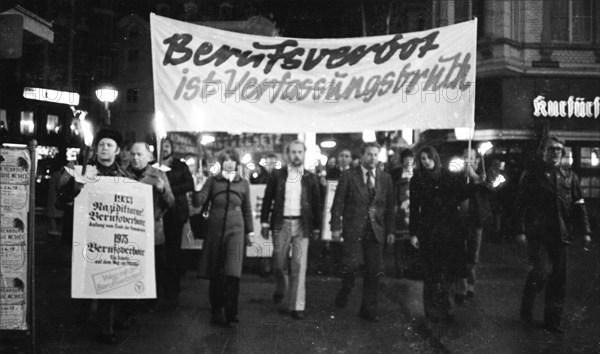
left=0, top=145, right=34, bottom=332
left=71, top=176, right=156, bottom=299
left=321, top=180, right=339, bottom=241
left=246, top=184, right=273, bottom=257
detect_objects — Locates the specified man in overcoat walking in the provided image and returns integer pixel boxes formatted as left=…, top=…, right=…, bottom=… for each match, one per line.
left=516, top=135, right=592, bottom=333
left=330, top=142, right=396, bottom=322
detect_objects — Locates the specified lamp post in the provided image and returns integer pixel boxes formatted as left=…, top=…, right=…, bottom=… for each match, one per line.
left=95, top=86, right=118, bottom=126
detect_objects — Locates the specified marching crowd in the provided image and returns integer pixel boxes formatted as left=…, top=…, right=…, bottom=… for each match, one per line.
left=53, top=128, right=591, bottom=344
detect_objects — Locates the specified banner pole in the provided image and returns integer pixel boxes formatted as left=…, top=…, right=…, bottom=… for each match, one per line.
left=27, top=139, right=37, bottom=353
left=467, top=123, right=473, bottom=184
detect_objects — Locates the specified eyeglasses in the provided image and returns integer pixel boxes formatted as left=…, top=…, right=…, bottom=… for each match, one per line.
left=545, top=147, right=563, bottom=153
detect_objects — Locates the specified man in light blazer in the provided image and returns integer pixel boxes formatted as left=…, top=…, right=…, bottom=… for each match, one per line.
left=331, top=142, right=396, bottom=322
left=261, top=140, right=321, bottom=320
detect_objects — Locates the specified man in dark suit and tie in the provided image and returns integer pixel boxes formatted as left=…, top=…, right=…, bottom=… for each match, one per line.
left=330, top=142, right=396, bottom=322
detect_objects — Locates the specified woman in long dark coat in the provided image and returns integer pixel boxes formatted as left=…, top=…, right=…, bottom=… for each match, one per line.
left=409, top=146, right=468, bottom=323
left=192, top=149, right=254, bottom=326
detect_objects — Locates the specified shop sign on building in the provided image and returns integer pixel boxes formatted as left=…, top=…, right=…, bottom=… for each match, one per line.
left=533, top=96, right=600, bottom=119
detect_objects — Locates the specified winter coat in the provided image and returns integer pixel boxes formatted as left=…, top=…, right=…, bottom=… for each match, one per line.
left=515, top=161, right=591, bottom=244
left=192, top=174, right=253, bottom=278
left=126, top=165, right=175, bottom=245
left=165, top=158, right=195, bottom=223
left=409, top=169, right=469, bottom=278
left=260, top=167, right=322, bottom=237
left=330, top=167, right=396, bottom=268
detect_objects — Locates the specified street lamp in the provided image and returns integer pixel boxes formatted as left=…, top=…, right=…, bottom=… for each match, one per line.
left=95, top=85, right=118, bottom=126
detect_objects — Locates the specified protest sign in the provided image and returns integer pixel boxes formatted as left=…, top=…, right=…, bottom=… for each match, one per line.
left=246, top=184, right=272, bottom=257
left=151, top=14, right=476, bottom=133
left=0, top=147, right=31, bottom=330
left=71, top=177, right=156, bottom=299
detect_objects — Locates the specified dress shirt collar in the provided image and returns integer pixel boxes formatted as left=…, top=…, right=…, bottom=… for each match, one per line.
left=287, top=165, right=304, bottom=177
left=361, top=164, right=376, bottom=178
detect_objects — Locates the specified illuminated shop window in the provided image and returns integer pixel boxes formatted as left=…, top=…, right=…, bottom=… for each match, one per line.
left=20, top=111, right=35, bottom=135
left=0, top=109, right=7, bottom=131
left=580, top=176, right=600, bottom=199
left=580, top=147, right=600, bottom=169
left=562, top=147, right=573, bottom=166
left=46, top=114, right=60, bottom=133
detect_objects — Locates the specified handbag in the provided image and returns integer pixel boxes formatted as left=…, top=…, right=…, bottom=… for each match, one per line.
left=190, top=191, right=211, bottom=240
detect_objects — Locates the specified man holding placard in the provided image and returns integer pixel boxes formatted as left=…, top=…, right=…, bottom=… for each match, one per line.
left=57, top=129, right=155, bottom=344
left=127, top=142, right=174, bottom=307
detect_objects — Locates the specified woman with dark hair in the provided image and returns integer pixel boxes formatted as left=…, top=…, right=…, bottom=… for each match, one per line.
left=409, top=146, right=468, bottom=323
left=192, top=149, right=254, bottom=326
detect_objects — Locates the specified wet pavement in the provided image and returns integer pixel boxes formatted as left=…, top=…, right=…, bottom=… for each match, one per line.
left=2, top=215, right=599, bottom=354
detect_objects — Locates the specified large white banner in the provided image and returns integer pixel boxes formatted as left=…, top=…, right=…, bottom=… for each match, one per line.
left=150, top=14, right=476, bottom=133
left=71, top=177, right=156, bottom=299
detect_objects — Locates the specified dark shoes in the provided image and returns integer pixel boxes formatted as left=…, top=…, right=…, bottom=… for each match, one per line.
left=455, top=294, right=466, bottom=304
left=426, top=314, right=453, bottom=324
left=273, top=292, right=284, bottom=304
left=520, top=309, right=533, bottom=323
left=211, top=309, right=240, bottom=327
left=114, top=316, right=137, bottom=330
left=97, top=332, right=118, bottom=345
left=544, top=324, right=565, bottom=334
left=359, top=312, right=380, bottom=323
left=335, top=290, right=349, bottom=309
left=210, top=312, right=226, bottom=325
left=224, top=316, right=240, bottom=327
left=290, top=311, right=305, bottom=320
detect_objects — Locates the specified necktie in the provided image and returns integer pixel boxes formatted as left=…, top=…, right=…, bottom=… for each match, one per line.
left=366, top=170, right=375, bottom=201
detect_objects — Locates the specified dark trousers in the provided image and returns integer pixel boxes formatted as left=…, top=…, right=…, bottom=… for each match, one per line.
left=209, top=275, right=240, bottom=320
left=423, top=265, right=454, bottom=319
left=393, top=237, right=407, bottom=277
left=163, top=216, right=185, bottom=300
left=521, top=241, right=567, bottom=327
left=339, top=230, right=384, bottom=317
left=421, top=238, right=456, bottom=319
left=97, top=300, right=117, bottom=334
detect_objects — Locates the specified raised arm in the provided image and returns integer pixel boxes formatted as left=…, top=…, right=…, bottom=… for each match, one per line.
left=192, top=176, right=213, bottom=208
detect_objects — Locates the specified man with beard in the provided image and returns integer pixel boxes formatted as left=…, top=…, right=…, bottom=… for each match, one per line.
left=260, top=140, right=321, bottom=320
left=516, top=135, right=591, bottom=334
left=127, top=142, right=174, bottom=304
left=161, top=138, right=194, bottom=306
